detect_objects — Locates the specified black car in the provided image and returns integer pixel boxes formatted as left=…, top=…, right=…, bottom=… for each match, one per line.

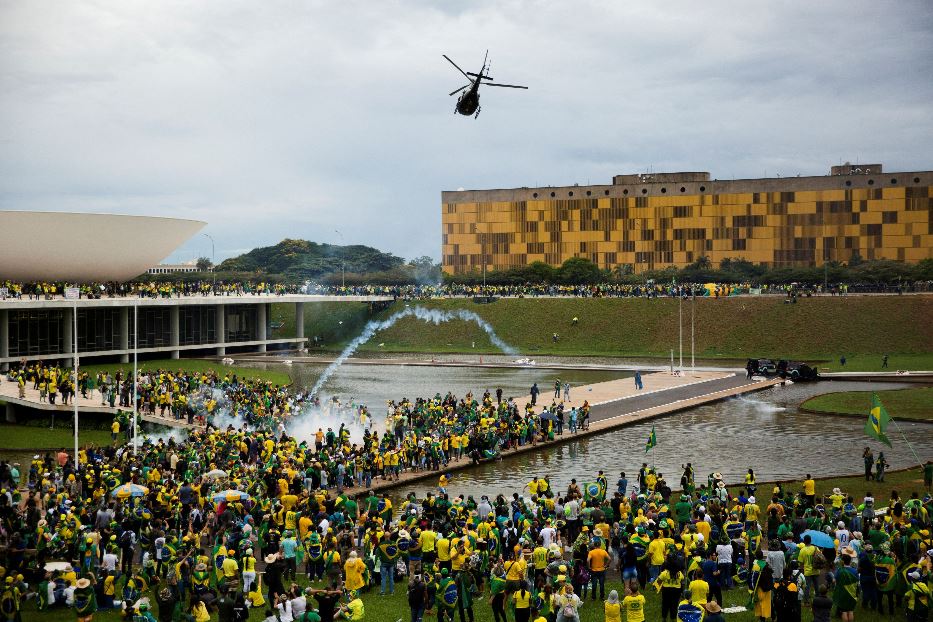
left=747, top=358, right=778, bottom=375
left=777, top=360, right=819, bottom=381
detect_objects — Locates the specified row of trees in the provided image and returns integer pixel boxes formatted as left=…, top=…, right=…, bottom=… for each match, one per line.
left=443, top=256, right=933, bottom=286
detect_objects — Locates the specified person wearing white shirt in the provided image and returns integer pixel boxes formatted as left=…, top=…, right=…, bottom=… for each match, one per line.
left=540, top=525, right=557, bottom=549
left=102, top=552, right=118, bottom=572
left=715, top=542, right=734, bottom=588
left=275, top=597, right=293, bottom=622
left=835, top=521, right=851, bottom=552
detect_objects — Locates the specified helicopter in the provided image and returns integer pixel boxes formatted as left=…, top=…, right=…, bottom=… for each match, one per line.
left=443, top=51, right=527, bottom=118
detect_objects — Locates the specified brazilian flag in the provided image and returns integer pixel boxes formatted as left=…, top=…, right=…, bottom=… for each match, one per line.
left=583, top=482, right=602, bottom=502
left=645, top=426, right=657, bottom=454
left=865, top=393, right=893, bottom=447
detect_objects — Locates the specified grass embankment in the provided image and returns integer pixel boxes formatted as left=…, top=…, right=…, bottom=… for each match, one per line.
left=82, top=359, right=291, bottom=385
left=0, top=424, right=113, bottom=450
left=273, top=296, right=933, bottom=369
left=802, top=387, right=933, bottom=421
left=727, top=466, right=931, bottom=504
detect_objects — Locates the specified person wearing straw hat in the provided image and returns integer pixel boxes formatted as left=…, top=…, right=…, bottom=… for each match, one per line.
left=73, top=577, right=97, bottom=622
left=703, top=599, right=725, bottom=622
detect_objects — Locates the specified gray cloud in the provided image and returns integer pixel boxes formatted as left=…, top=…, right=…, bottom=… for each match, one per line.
left=1, top=0, right=931, bottom=264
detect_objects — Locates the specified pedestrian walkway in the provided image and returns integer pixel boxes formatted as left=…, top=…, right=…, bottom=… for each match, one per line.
left=514, top=370, right=732, bottom=412
left=368, top=372, right=783, bottom=493
left=0, top=381, right=197, bottom=429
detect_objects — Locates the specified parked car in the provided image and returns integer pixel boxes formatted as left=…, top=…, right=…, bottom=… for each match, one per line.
left=777, top=360, right=819, bottom=381
left=748, top=358, right=778, bottom=375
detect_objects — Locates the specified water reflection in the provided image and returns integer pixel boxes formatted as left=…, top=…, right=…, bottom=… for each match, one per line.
left=431, top=380, right=931, bottom=502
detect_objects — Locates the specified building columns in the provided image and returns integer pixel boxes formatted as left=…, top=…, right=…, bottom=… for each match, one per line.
left=0, top=309, right=8, bottom=372
left=119, top=307, right=129, bottom=363
left=295, top=302, right=305, bottom=341
left=257, top=303, right=267, bottom=353
left=215, top=305, right=226, bottom=356
left=170, top=306, right=180, bottom=360
left=63, top=307, right=74, bottom=362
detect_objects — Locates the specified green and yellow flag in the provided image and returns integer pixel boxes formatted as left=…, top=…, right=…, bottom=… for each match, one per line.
left=865, top=393, right=892, bottom=447
left=645, top=426, right=657, bottom=454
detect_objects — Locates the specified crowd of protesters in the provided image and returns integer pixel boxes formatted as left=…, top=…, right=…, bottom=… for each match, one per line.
left=0, top=383, right=930, bottom=622
left=4, top=279, right=929, bottom=304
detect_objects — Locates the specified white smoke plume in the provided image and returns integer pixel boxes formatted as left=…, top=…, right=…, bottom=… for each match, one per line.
left=309, top=306, right=517, bottom=396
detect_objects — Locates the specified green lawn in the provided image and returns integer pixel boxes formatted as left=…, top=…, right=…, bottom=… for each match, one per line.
left=728, top=465, right=931, bottom=503
left=273, top=296, right=933, bottom=370
left=0, top=423, right=114, bottom=449
left=82, top=359, right=291, bottom=386
left=801, top=386, right=933, bottom=421
left=818, top=353, right=933, bottom=372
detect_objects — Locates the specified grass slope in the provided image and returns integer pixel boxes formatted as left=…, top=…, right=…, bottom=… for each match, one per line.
left=801, top=387, right=933, bottom=421
left=0, top=424, right=113, bottom=449
left=272, top=296, right=933, bottom=369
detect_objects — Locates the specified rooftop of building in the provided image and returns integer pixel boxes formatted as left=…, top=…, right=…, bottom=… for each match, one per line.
left=442, top=163, right=933, bottom=202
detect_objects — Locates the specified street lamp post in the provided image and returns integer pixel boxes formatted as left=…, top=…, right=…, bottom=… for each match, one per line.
left=335, top=229, right=345, bottom=288
left=203, top=233, right=216, bottom=290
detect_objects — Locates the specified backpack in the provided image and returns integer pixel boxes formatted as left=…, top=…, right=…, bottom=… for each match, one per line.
left=758, top=565, right=774, bottom=592
left=812, top=547, right=826, bottom=569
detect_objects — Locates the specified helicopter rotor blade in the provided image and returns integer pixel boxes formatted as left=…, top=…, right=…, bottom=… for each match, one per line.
left=449, top=85, right=469, bottom=96
left=442, top=55, right=470, bottom=80
left=467, top=72, right=494, bottom=81
left=485, top=82, right=528, bottom=89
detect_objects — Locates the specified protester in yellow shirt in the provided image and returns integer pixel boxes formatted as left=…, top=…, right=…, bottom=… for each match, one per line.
left=622, top=585, right=646, bottom=622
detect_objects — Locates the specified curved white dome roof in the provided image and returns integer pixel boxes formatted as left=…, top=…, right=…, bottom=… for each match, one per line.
left=0, top=211, right=206, bottom=282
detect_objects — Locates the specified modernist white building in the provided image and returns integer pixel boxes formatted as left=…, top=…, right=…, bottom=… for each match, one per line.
left=0, top=211, right=391, bottom=369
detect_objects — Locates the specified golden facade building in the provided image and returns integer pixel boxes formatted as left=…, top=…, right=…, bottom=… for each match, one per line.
left=441, top=164, right=933, bottom=275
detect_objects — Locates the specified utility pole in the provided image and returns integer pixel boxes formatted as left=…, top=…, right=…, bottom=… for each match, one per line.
left=690, top=284, right=697, bottom=375
left=132, top=300, right=138, bottom=454
left=678, top=286, right=683, bottom=371
left=73, top=299, right=79, bottom=470
left=203, top=233, right=216, bottom=290
left=335, top=229, right=346, bottom=288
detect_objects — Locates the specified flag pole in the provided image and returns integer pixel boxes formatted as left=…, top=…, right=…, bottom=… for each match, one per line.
left=888, top=414, right=925, bottom=471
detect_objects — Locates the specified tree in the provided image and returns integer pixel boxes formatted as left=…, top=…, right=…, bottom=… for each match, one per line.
left=558, top=257, right=604, bottom=284
left=196, top=257, right=213, bottom=271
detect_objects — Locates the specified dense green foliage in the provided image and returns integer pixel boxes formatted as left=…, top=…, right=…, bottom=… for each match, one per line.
left=216, top=238, right=406, bottom=280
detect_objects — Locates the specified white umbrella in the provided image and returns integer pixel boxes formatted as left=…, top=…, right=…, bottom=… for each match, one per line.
left=204, top=469, right=228, bottom=479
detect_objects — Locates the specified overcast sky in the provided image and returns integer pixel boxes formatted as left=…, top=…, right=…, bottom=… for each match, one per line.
left=2, top=1, right=932, bottom=264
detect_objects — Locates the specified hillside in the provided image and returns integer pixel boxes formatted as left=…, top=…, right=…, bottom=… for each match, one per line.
left=217, top=238, right=404, bottom=279
left=272, top=295, right=933, bottom=370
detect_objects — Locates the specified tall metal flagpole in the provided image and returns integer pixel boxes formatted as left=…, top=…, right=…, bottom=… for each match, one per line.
left=73, top=299, right=79, bottom=470
left=690, top=285, right=697, bottom=375
left=133, top=300, right=138, bottom=454
left=678, top=288, right=683, bottom=371
left=888, top=414, right=925, bottom=470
